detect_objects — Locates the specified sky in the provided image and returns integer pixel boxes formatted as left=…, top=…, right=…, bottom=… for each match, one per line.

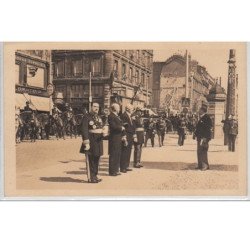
left=153, top=43, right=246, bottom=90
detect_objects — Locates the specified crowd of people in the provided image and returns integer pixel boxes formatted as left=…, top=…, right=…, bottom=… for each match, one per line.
left=15, top=100, right=239, bottom=184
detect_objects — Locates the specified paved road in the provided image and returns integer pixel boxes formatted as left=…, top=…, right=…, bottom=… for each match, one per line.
left=16, top=133, right=239, bottom=196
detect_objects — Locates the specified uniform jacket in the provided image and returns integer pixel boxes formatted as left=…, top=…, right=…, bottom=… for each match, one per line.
left=194, top=114, right=212, bottom=140
left=81, top=112, right=103, bottom=156
left=156, top=119, right=166, bottom=133
left=229, top=119, right=238, bottom=135
left=132, top=114, right=144, bottom=144
left=177, top=117, right=186, bottom=135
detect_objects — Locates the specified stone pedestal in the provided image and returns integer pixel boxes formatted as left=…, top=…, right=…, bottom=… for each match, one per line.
left=207, top=84, right=226, bottom=139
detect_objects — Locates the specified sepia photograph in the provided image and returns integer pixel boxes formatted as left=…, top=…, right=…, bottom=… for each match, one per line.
left=3, top=42, right=247, bottom=198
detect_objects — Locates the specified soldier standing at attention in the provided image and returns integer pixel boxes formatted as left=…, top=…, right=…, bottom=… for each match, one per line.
left=81, top=102, right=105, bottom=183
left=156, top=116, right=166, bottom=147
left=144, top=117, right=156, bottom=147
left=108, top=103, right=126, bottom=176
left=133, top=107, right=144, bottom=168
left=193, top=105, right=212, bottom=171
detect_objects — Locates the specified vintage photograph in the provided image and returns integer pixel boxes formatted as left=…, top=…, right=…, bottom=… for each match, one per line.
left=3, top=42, right=247, bottom=197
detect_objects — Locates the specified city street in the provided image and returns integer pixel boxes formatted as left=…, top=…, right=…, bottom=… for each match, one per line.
left=16, top=133, right=239, bottom=196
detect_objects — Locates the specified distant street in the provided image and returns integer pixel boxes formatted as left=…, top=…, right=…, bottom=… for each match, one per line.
left=16, top=133, right=239, bottom=196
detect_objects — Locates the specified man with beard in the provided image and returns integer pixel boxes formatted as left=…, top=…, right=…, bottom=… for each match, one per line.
left=108, top=103, right=126, bottom=176
left=80, top=102, right=105, bottom=183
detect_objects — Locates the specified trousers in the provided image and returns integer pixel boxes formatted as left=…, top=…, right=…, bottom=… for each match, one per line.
left=228, top=134, right=236, bottom=152
left=88, top=155, right=100, bottom=179
left=197, top=140, right=209, bottom=169
left=134, top=144, right=143, bottom=166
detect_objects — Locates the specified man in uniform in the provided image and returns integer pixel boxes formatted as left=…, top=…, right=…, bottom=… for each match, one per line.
left=177, top=114, right=187, bottom=146
left=144, top=117, right=156, bottom=147
left=81, top=102, right=105, bottom=183
left=133, top=107, right=144, bottom=168
left=120, top=104, right=136, bottom=173
left=193, top=105, right=212, bottom=171
left=108, top=103, right=126, bottom=176
left=228, top=114, right=238, bottom=152
left=156, top=116, right=166, bottom=147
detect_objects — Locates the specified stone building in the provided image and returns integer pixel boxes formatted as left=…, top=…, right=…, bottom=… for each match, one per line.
left=52, top=50, right=153, bottom=112
left=152, top=53, right=215, bottom=114
left=15, top=50, right=52, bottom=112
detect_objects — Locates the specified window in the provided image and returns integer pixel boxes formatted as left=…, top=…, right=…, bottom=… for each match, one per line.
left=114, top=60, right=118, bottom=78
left=72, top=58, right=83, bottom=76
left=122, top=63, right=127, bottom=81
left=91, top=58, right=101, bottom=75
left=55, top=60, right=64, bottom=77
left=136, top=50, right=140, bottom=60
left=65, top=59, right=72, bottom=76
left=136, top=70, right=139, bottom=84
left=92, top=85, right=103, bottom=97
left=141, top=73, right=145, bottom=86
left=129, top=67, right=133, bottom=82
left=15, top=64, right=20, bottom=85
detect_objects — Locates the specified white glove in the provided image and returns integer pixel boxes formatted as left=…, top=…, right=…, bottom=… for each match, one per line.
left=121, top=126, right=125, bottom=131
left=85, top=144, right=90, bottom=151
left=134, top=137, right=138, bottom=143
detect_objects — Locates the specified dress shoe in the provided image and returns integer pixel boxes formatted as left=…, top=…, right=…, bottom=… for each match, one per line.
left=138, top=164, right=143, bottom=168
left=126, top=168, right=133, bottom=171
left=201, top=166, right=209, bottom=171
left=88, top=179, right=98, bottom=183
left=116, top=172, right=121, bottom=175
left=95, top=177, right=102, bottom=182
left=134, top=165, right=140, bottom=168
left=120, top=170, right=127, bottom=173
left=195, top=166, right=201, bottom=170
left=109, top=173, right=117, bottom=176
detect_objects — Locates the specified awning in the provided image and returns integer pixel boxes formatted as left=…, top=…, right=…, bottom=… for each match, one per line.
left=30, top=95, right=50, bottom=112
left=15, top=93, right=50, bottom=112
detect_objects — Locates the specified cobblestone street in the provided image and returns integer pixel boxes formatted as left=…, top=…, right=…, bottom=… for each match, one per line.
left=15, top=133, right=239, bottom=197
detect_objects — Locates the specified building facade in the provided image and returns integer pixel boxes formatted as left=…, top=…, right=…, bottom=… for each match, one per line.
left=52, top=50, right=153, bottom=112
left=15, top=50, right=52, bottom=112
left=152, top=53, right=215, bottom=114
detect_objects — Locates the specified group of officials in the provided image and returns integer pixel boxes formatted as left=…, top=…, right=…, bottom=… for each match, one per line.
left=80, top=103, right=145, bottom=183
left=80, top=101, right=217, bottom=183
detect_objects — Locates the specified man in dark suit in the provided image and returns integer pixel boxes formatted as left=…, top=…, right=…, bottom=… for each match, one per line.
left=108, top=103, right=125, bottom=176
left=228, top=115, right=238, bottom=152
left=194, top=105, right=212, bottom=171
left=81, top=102, right=105, bottom=183
left=120, top=104, right=136, bottom=173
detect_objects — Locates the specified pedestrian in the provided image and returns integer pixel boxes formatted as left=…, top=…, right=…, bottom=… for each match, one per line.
left=228, top=115, right=238, bottom=152
left=222, top=116, right=231, bottom=146
left=156, top=116, right=166, bottom=147
left=144, top=117, right=156, bottom=147
left=108, top=103, right=126, bottom=176
left=193, top=105, right=212, bottom=171
left=120, top=104, right=137, bottom=173
left=133, top=107, right=144, bottom=168
left=80, top=102, right=104, bottom=183
left=24, top=101, right=33, bottom=112
left=177, top=114, right=186, bottom=146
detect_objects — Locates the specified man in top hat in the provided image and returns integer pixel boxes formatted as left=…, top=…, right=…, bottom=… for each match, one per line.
left=24, top=101, right=33, bottom=112
left=81, top=102, right=105, bottom=183
left=193, top=105, right=212, bottom=171
left=228, top=114, right=238, bottom=152
left=132, top=107, right=144, bottom=168
left=108, top=103, right=126, bottom=176
left=120, top=104, right=137, bottom=173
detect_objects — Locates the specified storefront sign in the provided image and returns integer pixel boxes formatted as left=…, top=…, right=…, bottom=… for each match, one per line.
left=16, top=55, right=46, bottom=68
left=16, top=85, right=48, bottom=97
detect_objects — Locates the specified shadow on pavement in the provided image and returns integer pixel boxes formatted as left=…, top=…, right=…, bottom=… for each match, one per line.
left=40, top=177, right=88, bottom=183
left=143, top=162, right=238, bottom=172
